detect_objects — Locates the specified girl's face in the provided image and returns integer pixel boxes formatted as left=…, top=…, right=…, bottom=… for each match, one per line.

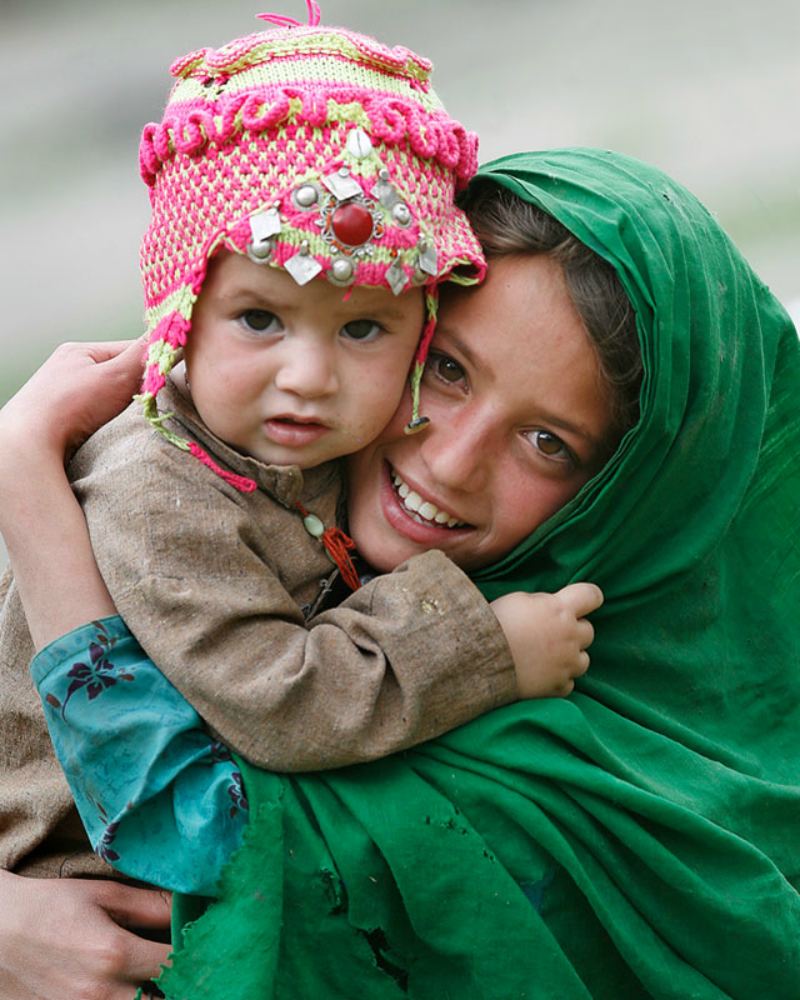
left=184, top=252, right=424, bottom=469
left=347, top=254, right=618, bottom=572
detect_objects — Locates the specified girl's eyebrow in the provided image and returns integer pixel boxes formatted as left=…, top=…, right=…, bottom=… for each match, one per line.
left=535, top=408, right=606, bottom=454
left=433, top=327, right=480, bottom=368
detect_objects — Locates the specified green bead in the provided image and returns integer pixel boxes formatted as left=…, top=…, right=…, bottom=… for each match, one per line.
left=303, top=514, right=325, bottom=538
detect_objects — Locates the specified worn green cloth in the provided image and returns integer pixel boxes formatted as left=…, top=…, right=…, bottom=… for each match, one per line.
left=158, top=149, right=800, bottom=999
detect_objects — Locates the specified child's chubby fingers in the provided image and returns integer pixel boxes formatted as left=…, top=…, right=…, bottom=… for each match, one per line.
left=556, top=582, right=604, bottom=618
left=574, top=648, right=591, bottom=677
left=575, top=616, right=596, bottom=651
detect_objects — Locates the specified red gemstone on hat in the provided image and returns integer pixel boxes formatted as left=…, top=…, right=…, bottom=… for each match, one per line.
left=331, top=202, right=374, bottom=247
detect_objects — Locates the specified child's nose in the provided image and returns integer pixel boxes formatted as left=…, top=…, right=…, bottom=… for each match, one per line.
left=273, top=342, right=338, bottom=399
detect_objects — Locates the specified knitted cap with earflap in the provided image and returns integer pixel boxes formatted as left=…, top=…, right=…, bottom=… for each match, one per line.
left=137, top=0, right=486, bottom=490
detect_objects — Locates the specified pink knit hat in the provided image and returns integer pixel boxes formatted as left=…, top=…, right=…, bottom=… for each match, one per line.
left=137, top=2, right=485, bottom=467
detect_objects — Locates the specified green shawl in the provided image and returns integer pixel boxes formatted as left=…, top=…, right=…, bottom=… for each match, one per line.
left=159, top=150, right=800, bottom=999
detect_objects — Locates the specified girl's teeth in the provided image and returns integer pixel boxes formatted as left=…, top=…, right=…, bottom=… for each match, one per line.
left=390, top=471, right=464, bottom=528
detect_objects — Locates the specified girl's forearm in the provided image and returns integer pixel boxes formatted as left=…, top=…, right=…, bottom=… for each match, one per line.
left=0, top=340, right=142, bottom=650
left=0, top=446, right=116, bottom=650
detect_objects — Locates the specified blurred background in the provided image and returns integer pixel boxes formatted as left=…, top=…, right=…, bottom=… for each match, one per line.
left=2, top=0, right=799, bottom=407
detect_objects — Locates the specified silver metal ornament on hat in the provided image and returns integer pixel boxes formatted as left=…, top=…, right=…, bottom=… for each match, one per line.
left=386, top=257, right=410, bottom=296
left=417, top=239, right=439, bottom=276
left=371, top=177, right=402, bottom=211
left=285, top=241, right=323, bottom=286
left=323, top=168, right=363, bottom=202
left=330, top=256, right=355, bottom=284
left=293, top=184, right=320, bottom=209
left=250, top=207, right=282, bottom=241
left=392, top=202, right=412, bottom=227
left=247, top=207, right=282, bottom=263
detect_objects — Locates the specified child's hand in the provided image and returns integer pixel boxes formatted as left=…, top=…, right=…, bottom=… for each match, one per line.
left=490, top=583, right=604, bottom=698
left=0, top=340, right=144, bottom=464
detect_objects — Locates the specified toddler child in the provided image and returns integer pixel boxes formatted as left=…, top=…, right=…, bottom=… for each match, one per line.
left=0, top=5, right=600, bottom=889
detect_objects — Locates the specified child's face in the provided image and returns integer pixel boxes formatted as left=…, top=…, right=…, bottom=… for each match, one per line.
left=184, top=252, right=424, bottom=469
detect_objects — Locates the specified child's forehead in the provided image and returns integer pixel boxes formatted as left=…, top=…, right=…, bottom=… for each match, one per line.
left=204, top=250, right=424, bottom=318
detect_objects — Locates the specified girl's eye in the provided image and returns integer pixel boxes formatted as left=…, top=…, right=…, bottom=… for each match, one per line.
left=341, top=319, right=382, bottom=342
left=526, top=429, right=573, bottom=464
left=240, top=310, right=280, bottom=335
left=428, top=352, right=466, bottom=385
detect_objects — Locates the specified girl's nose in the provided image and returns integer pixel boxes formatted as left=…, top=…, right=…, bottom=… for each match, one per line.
left=418, top=407, right=491, bottom=494
left=273, top=340, right=338, bottom=399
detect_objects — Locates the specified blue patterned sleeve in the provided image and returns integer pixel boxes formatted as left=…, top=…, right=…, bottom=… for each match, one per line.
left=31, top=616, right=248, bottom=896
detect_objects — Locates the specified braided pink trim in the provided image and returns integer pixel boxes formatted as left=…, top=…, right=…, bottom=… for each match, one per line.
left=188, top=442, right=258, bottom=493
left=141, top=313, right=191, bottom=396
left=139, top=89, right=478, bottom=185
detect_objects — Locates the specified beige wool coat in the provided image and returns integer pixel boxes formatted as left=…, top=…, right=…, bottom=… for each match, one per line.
left=0, top=379, right=515, bottom=878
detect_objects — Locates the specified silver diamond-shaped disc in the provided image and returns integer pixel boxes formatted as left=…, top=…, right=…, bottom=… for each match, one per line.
left=346, top=127, right=373, bottom=159
left=386, top=258, right=410, bottom=296
left=285, top=249, right=323, bottom=286
left=392, top=203, right=412, bottom=226
left=371, top=179, right=402, bottom=211
left=322, top=170, right=363, bottom=201
left=250, top=208, right=282, bottom=243
left=418, top=242, right=439, bottom=276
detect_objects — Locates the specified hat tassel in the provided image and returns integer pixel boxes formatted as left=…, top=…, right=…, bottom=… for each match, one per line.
left=257, top=1, right=321, bottom=29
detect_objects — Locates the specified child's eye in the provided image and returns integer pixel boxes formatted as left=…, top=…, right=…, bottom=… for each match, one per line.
left=428, top=351, right=466, bottom=386
left=525, top=429, right=574, bottom=465
left=341, top=319, right=382, bottom=342
left=240, top=310, right=281, bottom=335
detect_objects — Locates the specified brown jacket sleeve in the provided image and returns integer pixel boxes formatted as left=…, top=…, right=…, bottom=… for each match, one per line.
left=71, top=404, right=517, bottom=772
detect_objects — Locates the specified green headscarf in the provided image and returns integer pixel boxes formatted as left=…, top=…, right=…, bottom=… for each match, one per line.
left=158, top=150, right=800, bottom=999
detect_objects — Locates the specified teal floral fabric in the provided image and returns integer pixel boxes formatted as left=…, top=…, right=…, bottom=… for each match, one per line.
left=32, top=616, right=246, bottom=895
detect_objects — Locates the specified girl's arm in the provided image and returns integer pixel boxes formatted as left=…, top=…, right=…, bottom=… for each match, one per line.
left=0, top=342, right=140, bottom=646
left=1, top=343, right=245, bottom=894
left=0, top=345, right=177, bottom=985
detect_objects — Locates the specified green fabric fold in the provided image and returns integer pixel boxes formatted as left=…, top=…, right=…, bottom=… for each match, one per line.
left=158, top=149, right=800, bottom=999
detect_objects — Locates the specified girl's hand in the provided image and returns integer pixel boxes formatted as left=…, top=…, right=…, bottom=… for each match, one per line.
left=0, top=870, right=171, bottom=1000
left=0, top=339, right=144, bottom=463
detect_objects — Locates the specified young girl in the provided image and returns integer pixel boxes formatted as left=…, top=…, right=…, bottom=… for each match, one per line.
left=0, top=8, right=600, bottom=884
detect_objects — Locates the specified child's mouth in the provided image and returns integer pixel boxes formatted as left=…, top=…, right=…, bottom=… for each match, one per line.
left=263, top=416, right=329, bottom=447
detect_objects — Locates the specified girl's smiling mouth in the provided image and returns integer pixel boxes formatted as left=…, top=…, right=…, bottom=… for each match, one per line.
left=386, top=463, right=469, bottom=530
